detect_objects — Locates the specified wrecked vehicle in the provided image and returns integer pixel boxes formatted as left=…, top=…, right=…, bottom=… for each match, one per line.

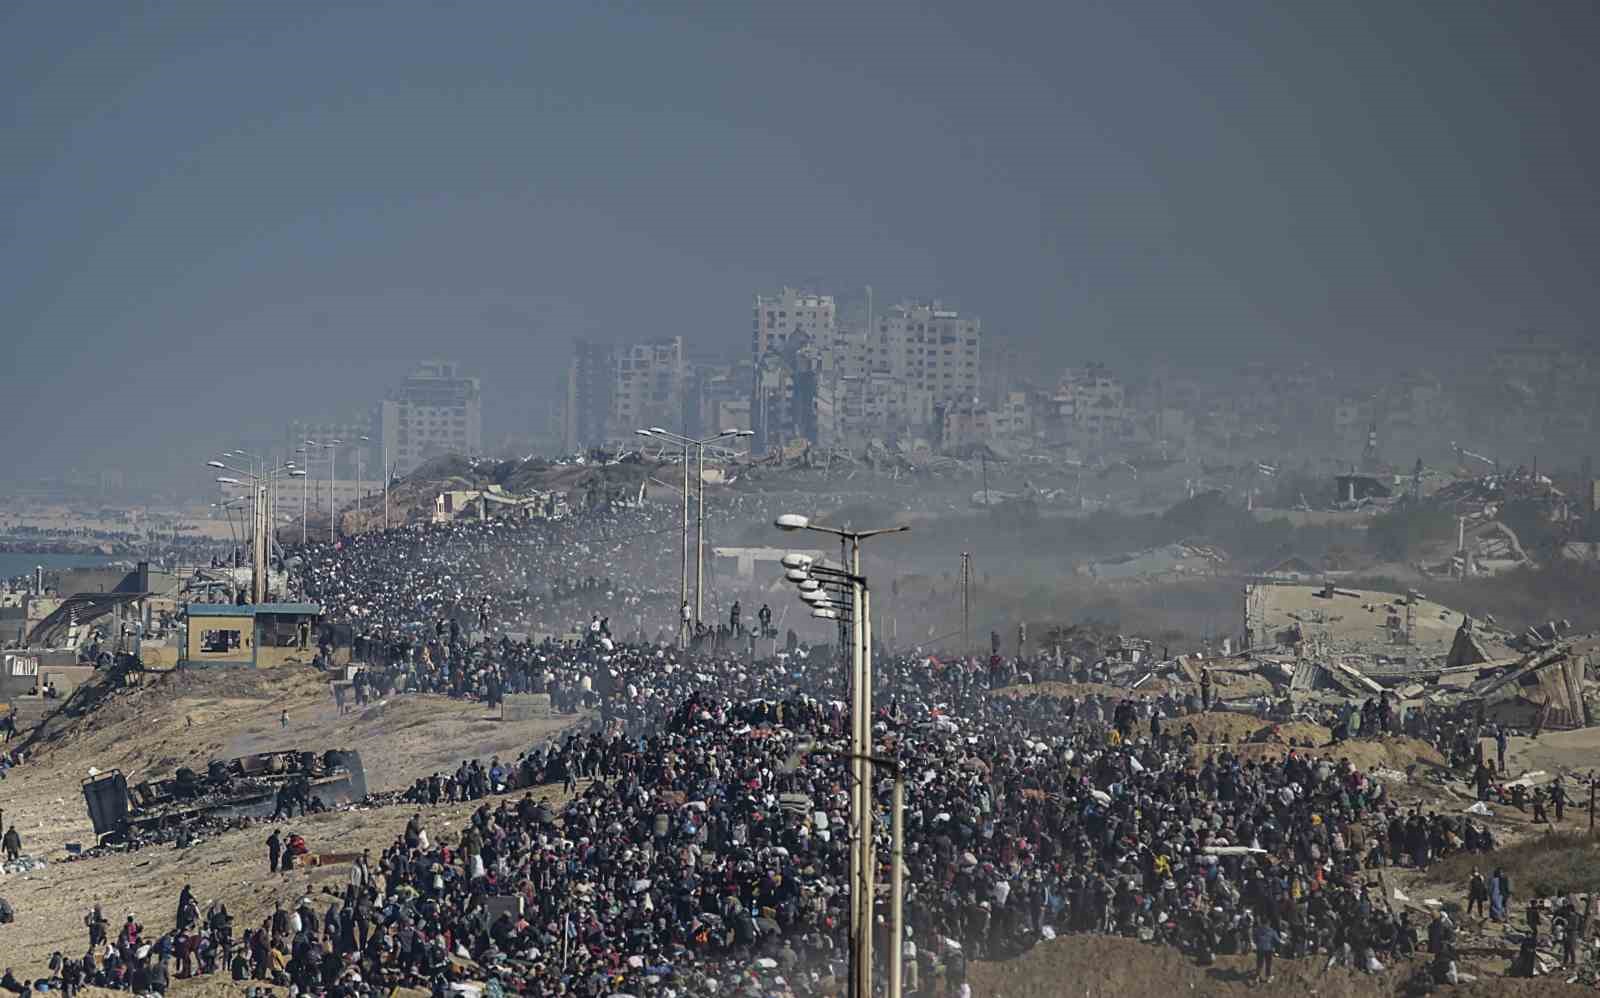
left=81, top=749, right=367, bottom=844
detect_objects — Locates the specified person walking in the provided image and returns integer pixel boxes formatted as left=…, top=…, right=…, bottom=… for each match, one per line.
left=1489, top=867, right=1511, bottom=923
left=1252, top=920, right=1281, bottom=983
left=1467, top=869, right=1488, bottom=919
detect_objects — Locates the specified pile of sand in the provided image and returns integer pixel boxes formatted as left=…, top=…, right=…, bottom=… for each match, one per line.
left=969, top=933, right=1592, bottom=998
left=0, top=666, right=580, bottom=971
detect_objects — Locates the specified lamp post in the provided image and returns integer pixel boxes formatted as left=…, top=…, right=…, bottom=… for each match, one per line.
left=306, top=439, right=342, bottom=542
left=289, top=469, right=307, bottom=545
left=780, top=741, right=908, bottom=998
left=382, top=440, right=390, bottom=532
left=210, top=457, right=296, bottom=604
left=296, top=446, right=312, bottom=544
left=637, top=427, right=753, bottom=630
left=774, top=522, right=906, bottom=998
left=357, top=434, right=370, bottom=529
left=327, top=439, right=341, bottom=543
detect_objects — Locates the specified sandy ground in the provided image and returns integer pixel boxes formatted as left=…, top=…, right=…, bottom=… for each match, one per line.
left=970, top=933, right=1597, bottom=998
left=1502, top=725, right=1600, bottom=784
left=0, top=668, right=580, bottom=970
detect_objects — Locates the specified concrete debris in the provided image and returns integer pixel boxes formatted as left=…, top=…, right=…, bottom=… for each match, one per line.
left=0, top=854, right=48, bottom=876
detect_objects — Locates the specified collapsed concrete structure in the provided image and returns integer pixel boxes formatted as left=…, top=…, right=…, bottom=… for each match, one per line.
left=1056, top=583, right=1595, bottom=736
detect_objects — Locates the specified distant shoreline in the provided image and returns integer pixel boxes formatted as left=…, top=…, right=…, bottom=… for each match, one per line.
left=0, top=540, right=126, bottom=557
left=0, top=551, right=122, bottom=582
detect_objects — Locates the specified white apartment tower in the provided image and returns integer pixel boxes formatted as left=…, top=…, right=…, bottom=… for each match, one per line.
left=611, top=336, right=687, bottom=435
left=753, top=289, right=837, bottom=370
left=378, top=361, right=483, bottom=477
left=877, top=302, right=982, bottom=403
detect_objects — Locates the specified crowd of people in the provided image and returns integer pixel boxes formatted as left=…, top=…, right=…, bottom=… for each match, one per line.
left=21, top=646, right=1516, bottom=996
left=3, top=498, right=1560, bottom=997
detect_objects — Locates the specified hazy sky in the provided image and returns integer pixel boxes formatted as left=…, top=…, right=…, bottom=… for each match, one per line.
left=2, top=2, right=1595, bottom=485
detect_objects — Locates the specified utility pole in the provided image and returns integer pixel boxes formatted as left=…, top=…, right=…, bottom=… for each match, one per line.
left=854, top=569, right=876, bottom=998
left=252, top=482, right=268, bottom=604
left=889, top=771, right=905, bottom=998
left=357, top=435, right=369, bottom=528
left=961, top=552, right=971, bottom=655
left=696, top=442, right=706, bottom=624
left=329, top=440, right=339, bottom=544
left=681, top=440, right=690, bottom=646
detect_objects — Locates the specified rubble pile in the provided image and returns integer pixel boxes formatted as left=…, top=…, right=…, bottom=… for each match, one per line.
left=1023, top=586, right=1597, bottom=750
left=65, top=813, right=253, bottom=860
left=1428, top=470, right=1568, bottom=517
left=0, top=854, right=47, bottom=876
left=1417, top=470, right=1577, bottom=577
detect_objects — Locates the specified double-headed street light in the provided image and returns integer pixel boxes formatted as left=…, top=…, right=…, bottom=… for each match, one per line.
left=208, top=456, right=299, bottom=604
left=637, top=426, right=755, bottom=642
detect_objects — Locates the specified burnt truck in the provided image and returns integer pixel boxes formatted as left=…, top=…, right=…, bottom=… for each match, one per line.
left=82, top=749, right=367, bottom=844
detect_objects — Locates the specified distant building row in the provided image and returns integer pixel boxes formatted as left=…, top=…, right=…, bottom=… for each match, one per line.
left=562, top=288, right=990, bottom=453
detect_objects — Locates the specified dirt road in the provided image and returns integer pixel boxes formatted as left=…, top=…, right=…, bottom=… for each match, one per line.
left=0, top=667, right=579, bottom=970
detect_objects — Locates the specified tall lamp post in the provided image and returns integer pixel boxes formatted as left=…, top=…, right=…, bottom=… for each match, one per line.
left=774, top=514, right=908, bottom=998
left=295, top=446, right=312, bottom=544
left=779, top=741, right=908, bottom=998
left=327, top=438, right=341, bottom=543
left=307, top=439, right=342, bottom=542
left=637, top=427, right=753, bottom=629
left=356, top=434, right=370, bottom=528
left=208, top=457, right=299, bottom=603
left=382, top=439, right=391, bottom=532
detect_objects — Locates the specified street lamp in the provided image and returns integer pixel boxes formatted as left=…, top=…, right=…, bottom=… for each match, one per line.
left=327, top=439, right=341, bottom=543
left=357, top=434, right=370, bottom=527
left=290, top=469, right=309, bottom=544
left=637, top=426, right=755, bottom=642
left=780, top=742, right=909, bottom=998
left=305, top=439, right=342, bottom=543
left=774, top=514, right=907, bottom=998
left=208, top=456, right=299, bottom=603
